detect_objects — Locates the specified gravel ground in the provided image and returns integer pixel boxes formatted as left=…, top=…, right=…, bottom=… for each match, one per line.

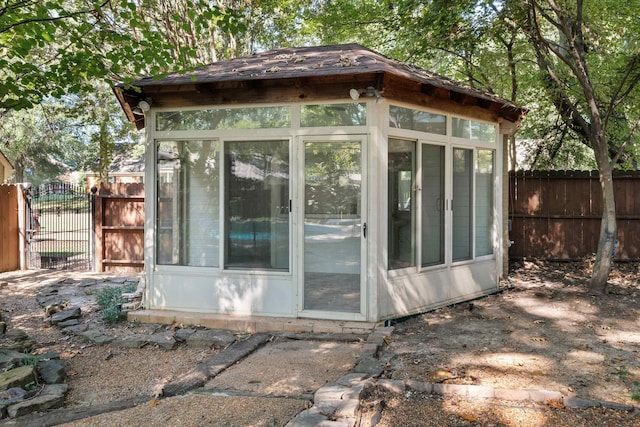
left=359, top=390, right=640, bottom=427
left=60, top=394, right=308, bottom=427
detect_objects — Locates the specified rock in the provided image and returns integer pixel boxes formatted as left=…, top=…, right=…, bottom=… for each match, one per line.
left=61, top=324, right=88, bottom=334
left=149, top=332, right=177, bottom=350
left=122, top=290, right=143, bottom=301
left=0, top=281, right=8, bottom=288
left=44, top=302, right=66, bottom=316
left=354, top=353, right=385, bottom=376
left=38, top=351, right=61, bottom=361
left=4, top=329, right=28, bottom=342
left=7, top=384, right=68, bottom=418
left=49, top=307, right=82, bottom=325
left=80, top=330, right=114, bottom=345
left=0, top=387, right=27, bottom=406
left=38, top=360, right=67, bottom=384
left=175, top=328, right=196, bottom=342
left=57, top=319, right=80, bottom=328
left=36, top=294, right=64, bottom=310
left=0, top=366, right=36, bottom=391
left=0, top=322, right=6, bottom=335
left=4, top=338, right=37, bottom=353
left=112, top=335, right=148, bottom=349
left=0, top=350, right=26, bottom=371
left=186, top=329, right=236, bottom=349
left=78, top=279, right=97, bottom=287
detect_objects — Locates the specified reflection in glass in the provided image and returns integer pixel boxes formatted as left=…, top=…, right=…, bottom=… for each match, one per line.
left=388, top=139, right=416, bottom=269
left=453, top=148, right=473, bottom=261
left=475, top=150, right=494, bottom=256
left=156, top=106, right=291, bottom=131
left=452, top=118, right=496, bottom=142
left=225, top=140, right=289, bottom=270
left=421, top=144, right=445, bottom=266
left=304, top=141, right=361, bottom=313
left=389, top=106, right=447, bottom=135
left=301, top=103, right=366, bottom=127
left=156, top=140, right=220, bottom=266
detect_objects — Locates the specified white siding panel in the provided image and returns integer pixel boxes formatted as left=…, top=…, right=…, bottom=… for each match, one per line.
left=150, top=271, right=295, bottom=317
left=380, top=260, right=498, bottom=319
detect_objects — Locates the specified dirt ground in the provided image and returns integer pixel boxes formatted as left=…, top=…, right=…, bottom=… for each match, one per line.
left=1, top=261, right=640, bottom=426
left=359, top=260, right=640, bottom=426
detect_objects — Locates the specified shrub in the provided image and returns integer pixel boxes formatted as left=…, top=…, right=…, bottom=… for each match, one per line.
left=96, top=287, right=123, bottom=323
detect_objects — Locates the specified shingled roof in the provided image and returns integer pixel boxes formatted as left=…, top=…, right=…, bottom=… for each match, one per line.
left=115, top=43, right=526, bottom=129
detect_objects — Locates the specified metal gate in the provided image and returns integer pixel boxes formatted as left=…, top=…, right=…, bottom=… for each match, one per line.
left=26, top=181, right=92, bottom=270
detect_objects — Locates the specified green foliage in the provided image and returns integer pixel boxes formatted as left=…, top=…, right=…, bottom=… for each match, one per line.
left=20, top=353, right=39, bottom=368
left=96, top=286, right=124, bottom=323
left=0, top=0, right=241, bottom=111
left=122, top=282, right=138, bottom=294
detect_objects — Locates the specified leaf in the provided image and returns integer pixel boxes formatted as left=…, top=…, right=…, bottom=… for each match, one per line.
left=545, top=398, right=565, bottom=410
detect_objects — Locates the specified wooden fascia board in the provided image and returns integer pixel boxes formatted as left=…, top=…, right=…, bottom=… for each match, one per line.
left=134, top=74, right=381, bottom=108
left=113, top=86, right=146, bottom=130
left=114, top=69, right=523, bottom=128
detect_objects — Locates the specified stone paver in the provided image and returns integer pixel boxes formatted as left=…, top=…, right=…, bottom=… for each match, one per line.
left=7, top=384, right=68, bottom=418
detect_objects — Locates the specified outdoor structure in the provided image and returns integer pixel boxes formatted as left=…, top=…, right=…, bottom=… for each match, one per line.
left=114, top=44, right=525, bottom=324
left=0, top=150, right=14, bottom=184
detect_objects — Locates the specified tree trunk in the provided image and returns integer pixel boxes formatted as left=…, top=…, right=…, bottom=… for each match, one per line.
left=589, top=149, right=616, bottom=295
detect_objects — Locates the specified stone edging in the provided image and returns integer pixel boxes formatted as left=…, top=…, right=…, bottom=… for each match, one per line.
left=378, top=379, right=639, bottom=412
left=286, top=325, right=639, bottom=426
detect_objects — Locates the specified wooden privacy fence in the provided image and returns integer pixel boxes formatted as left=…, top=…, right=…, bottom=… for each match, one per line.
left=93, top=182, right=144, bottom=272
left=509, top=170, right=640, bottom=261
left=0, top=185, right=20, bottom=272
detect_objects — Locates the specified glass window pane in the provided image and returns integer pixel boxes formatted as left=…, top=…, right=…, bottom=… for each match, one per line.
left=156, top=107, right=291, bottom=131
left=157, top=140, right=220, bottom=266
left=390, top=106, right=446, bottom=135
left=388, top=138, right=416, bottom=270
left=225, top=140, right=289, bottom=270
left=304, top=141, right=361, bottom=312
left=475, top=150, right=494, bottom=256
left=452, top=148, right=473, bottom=261
left=452, top=118, right=496, bottom=142
left=301, top=103, right=366, bottom=127
left=421, top=144, right=445, bottom=266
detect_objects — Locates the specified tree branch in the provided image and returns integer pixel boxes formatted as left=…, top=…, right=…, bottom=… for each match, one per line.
left=604, top=47, right=640, bottom=128
left=612, top=115, right=640, bottom=165
left=0, top=0, right=110, bottom=34
left=526, top=1, right=592, bottom=142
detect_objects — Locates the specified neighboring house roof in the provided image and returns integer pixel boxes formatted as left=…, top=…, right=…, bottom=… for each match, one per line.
left=87, top=145, right=145, bottom=176
left=115, top=43, right=526, bottom=130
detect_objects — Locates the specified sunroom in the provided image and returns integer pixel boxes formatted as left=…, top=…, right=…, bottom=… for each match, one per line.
left=114, top=44, right=525, bottom=325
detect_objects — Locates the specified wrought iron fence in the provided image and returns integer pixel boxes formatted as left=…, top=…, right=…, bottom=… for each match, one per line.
left=26, top=181, right=92, bottom=270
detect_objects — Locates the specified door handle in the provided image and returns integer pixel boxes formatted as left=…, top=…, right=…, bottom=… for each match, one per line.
left=363, top=222, right=367, bottom=238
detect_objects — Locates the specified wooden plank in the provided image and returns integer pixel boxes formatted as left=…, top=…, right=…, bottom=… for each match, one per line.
left=103, top=260, right=145, bottom=265
left=508, top=171, right=640, bottom=260
left=0, top=185, right=19, bottom=272
left=94, top=195, right=104, bottom=271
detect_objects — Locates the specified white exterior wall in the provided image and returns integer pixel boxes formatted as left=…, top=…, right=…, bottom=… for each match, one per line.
left=142, top=100, right=505, bottom=322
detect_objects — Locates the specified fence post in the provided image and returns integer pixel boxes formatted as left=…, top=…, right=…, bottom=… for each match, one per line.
left=92, top=186, right=103, bottom=272
left=17, top=184, right=27, bottom=270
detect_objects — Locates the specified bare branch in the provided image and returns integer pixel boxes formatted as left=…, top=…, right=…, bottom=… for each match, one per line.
left=604, top=47, right=640, bottom=128
left=612, top=115, right=640, bottom=165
